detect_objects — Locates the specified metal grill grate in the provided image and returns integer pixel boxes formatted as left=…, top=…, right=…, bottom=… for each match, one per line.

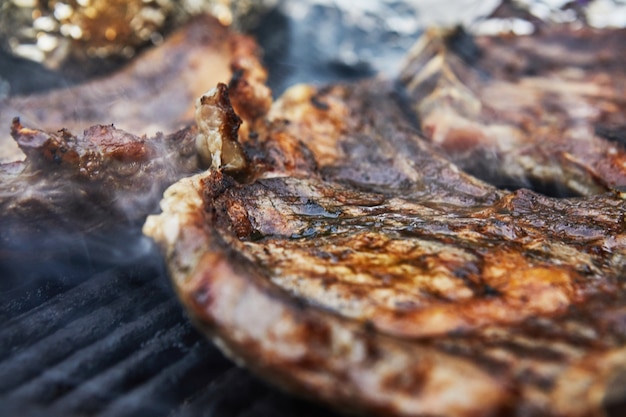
left=0, top=252, right=337, bottom=417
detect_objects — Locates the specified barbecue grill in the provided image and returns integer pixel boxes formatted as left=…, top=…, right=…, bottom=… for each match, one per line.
left=0, top=245, right=341, bottom=417
left=2, top=1, right=620, bottom=416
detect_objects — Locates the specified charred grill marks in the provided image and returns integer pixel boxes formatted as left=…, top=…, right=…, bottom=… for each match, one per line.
left=145, top=58, right=626, bottom=415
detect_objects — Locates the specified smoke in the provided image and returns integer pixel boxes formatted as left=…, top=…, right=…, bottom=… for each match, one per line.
left=0, top=119, right=202, bottom=293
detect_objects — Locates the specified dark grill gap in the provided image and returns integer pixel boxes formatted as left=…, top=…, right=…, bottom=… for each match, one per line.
left=0, top=257, right=339, bottom=417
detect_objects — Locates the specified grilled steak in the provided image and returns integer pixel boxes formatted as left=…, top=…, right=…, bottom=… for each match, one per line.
left=144, top=63, right=626, bottom=416
left=0, top=14, right=262, bottom=162
left=399, top=25, right=626, bottom=197
left=0, top=119, right=202, bottom=237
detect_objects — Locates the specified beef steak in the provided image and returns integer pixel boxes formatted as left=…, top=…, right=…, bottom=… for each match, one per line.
left=144, top=72, right=626, bottom=416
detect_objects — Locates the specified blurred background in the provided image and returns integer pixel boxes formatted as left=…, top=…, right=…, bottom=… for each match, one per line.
left=1, top=0, right=625, bottom=98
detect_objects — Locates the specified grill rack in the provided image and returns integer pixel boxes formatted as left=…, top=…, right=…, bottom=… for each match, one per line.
left=0, top=248, right=337, bottom=417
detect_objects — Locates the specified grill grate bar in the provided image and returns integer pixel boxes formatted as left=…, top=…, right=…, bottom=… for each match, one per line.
left=99, top=339, right=233, bottom=417
left=236, top=389, right=337, bottom=417
left=171, top=367, right=266, bottom=417
left=0, top=277, right=166, bottom=394
left=0, top=266, right=155, bottom=358
left=0, top=277, right=74, bottom=322
left=171, top=367, right=341, bottom=417
left=4, top=298, right=182, bottom=404
left=49, top=321, right=198, bottom=415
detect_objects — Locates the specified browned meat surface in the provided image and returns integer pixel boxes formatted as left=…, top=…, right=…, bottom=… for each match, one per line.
left=399, top=25, right=626, bottom=196
left=144, top=75, right=626, bottom=417
left=0, top=14, right=261, bottom=162
left=0, top=119, right=201, bottom=241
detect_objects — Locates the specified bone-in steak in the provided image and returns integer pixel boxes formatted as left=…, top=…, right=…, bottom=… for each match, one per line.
left=144, top=63, right=626, bottom=416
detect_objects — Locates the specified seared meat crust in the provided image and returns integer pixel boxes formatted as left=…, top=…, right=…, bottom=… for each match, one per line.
left=400, top=26, right=626, bottom=196
left=1, top=119, right=199, bottom=235
left=144, top=78, right=626, bottom=417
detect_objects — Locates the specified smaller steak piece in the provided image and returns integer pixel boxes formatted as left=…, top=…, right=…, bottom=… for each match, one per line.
left=1, top=119, right=199, bottom=237
left=399, top=25, right=626, bottom=196
left=145, top=78, right=626, bottom=417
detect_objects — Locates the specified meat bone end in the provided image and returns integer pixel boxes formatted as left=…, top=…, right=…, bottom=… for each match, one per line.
left=195, top=83, right=248, bottom=173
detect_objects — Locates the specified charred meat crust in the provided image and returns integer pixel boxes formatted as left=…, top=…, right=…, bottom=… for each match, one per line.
left=1, top=119, right=200, bottom=233
left=145, top=74, right=626, bottom=417
left=194, top=83, right=248, bottom=173
left=0, top=14, right=268, bottom=237
left=146, top=171, right=516, bottom=417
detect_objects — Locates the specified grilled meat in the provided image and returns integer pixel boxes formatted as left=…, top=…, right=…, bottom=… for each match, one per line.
left=399, top=25, right=626, bottom=196
left=1, top=119, right=200, bottom=234
left=144, top=72, right=626, bottom=416
left=0, top=14, right=261, bottom=162
left=0, top=118, right=206, bottom=278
